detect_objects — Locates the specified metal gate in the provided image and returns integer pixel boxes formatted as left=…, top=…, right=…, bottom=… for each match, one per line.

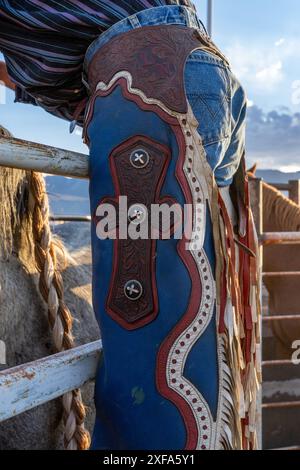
left=250, top=179, right=300, bottom=450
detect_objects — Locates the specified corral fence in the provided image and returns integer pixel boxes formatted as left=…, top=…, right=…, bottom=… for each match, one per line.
left=250, top=179, right=300, bottom=451
left=0, top=135, right=102, bottom=433
left=0, top=134, right=300, bottom=449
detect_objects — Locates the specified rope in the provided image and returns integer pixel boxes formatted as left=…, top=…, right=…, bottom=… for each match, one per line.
left=29, top=171, right=91, bottom=450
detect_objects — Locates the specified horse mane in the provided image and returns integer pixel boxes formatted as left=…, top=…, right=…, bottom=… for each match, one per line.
left=0, top=126, right=31, bottom=259
left=262, top=180, right=300, bottom=232
left=0, top=125, right=90, bottom=449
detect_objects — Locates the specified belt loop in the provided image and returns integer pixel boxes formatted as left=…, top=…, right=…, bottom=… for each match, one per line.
left=192, top=12, right=199, bottom=29
left=184, top=7, right=192, bottom=28
left=185, top=7, right=201, bottom=30
left=128, top=14, right=141, bottom=29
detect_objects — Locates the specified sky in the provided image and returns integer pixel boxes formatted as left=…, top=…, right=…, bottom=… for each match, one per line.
left=1, top=0, right=300, bottom=171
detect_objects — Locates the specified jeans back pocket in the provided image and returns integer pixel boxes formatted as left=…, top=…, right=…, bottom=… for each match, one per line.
left=184, top=51, right=231, bottom=146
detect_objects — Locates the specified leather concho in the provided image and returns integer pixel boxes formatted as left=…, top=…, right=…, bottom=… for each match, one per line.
left=95, top=136, right=179, bottom=330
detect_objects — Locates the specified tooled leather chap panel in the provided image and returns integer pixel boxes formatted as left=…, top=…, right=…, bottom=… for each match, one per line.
left=87, top=26, right=201, bottom=114
left=85, top=25, right=259, bottom=450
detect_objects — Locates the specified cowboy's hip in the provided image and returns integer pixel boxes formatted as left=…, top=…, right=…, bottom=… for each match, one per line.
left=83, top=6, right=246, bottom=187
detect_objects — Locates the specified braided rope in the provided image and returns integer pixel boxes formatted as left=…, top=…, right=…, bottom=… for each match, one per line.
left=29, top=171, right=91, bottom=450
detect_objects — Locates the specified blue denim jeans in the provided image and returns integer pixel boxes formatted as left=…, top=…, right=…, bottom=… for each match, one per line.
left=84, top=4, right=247, bottom=187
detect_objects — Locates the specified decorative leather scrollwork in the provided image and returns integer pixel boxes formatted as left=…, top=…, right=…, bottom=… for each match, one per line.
left=88, top=25, right=202, bottom=114
left=95, top=135, right=178, bottom=330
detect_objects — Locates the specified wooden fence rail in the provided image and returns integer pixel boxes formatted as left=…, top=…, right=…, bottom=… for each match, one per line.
left=270, top=180, right=300, bottom=205
left=0, top=135, right=89, bottom=178
left=0, top=341, right=102, bottom=423
left=260, top=232, right=300, bottom=245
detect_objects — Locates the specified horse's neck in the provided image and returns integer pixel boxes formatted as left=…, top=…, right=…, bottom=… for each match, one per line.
left=263, top=183, right=300, bottom=232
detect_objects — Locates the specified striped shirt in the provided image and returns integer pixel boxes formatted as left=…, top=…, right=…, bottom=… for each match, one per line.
left=0, top=0, right=195, bottom=123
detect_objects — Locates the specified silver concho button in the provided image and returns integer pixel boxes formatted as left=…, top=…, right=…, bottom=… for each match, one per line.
left=124, top=280, right=143, bottom=301
left=128, top=204, right=147, bottom=225
left=130, top=148, right=150, bottom=169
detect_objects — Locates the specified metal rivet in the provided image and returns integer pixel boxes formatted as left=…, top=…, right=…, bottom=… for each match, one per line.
left=128, top=204, right=147, bottom=225
left=130, top=148, right=150, bottom=169
left=124, top=280, right=143, bottom=301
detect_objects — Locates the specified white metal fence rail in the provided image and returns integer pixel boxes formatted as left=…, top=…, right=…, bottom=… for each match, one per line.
left=0, top=134, right=89, bottom=178
left=0, top=341, right=102, bottom=422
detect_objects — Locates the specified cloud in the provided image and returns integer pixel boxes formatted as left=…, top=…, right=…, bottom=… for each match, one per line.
left=275, top=38, right=285, bottom=47
left=292, top=80, right=300, bottom=105
left=246, top=105, right=300, bottom=170
left=255, top=61, right=283, bottom=87
left=226, top=38, right=300, bottom=93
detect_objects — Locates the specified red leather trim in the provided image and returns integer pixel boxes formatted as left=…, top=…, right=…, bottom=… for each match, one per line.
left=219, top=266, right=227, bottom=335
left=220, top=182, right=254, bottom=366
left=155, top=121, right=202, bottom=450
left=83, top=77, right=180, bottom=145
left=157, top=120, right=202, bottom=450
